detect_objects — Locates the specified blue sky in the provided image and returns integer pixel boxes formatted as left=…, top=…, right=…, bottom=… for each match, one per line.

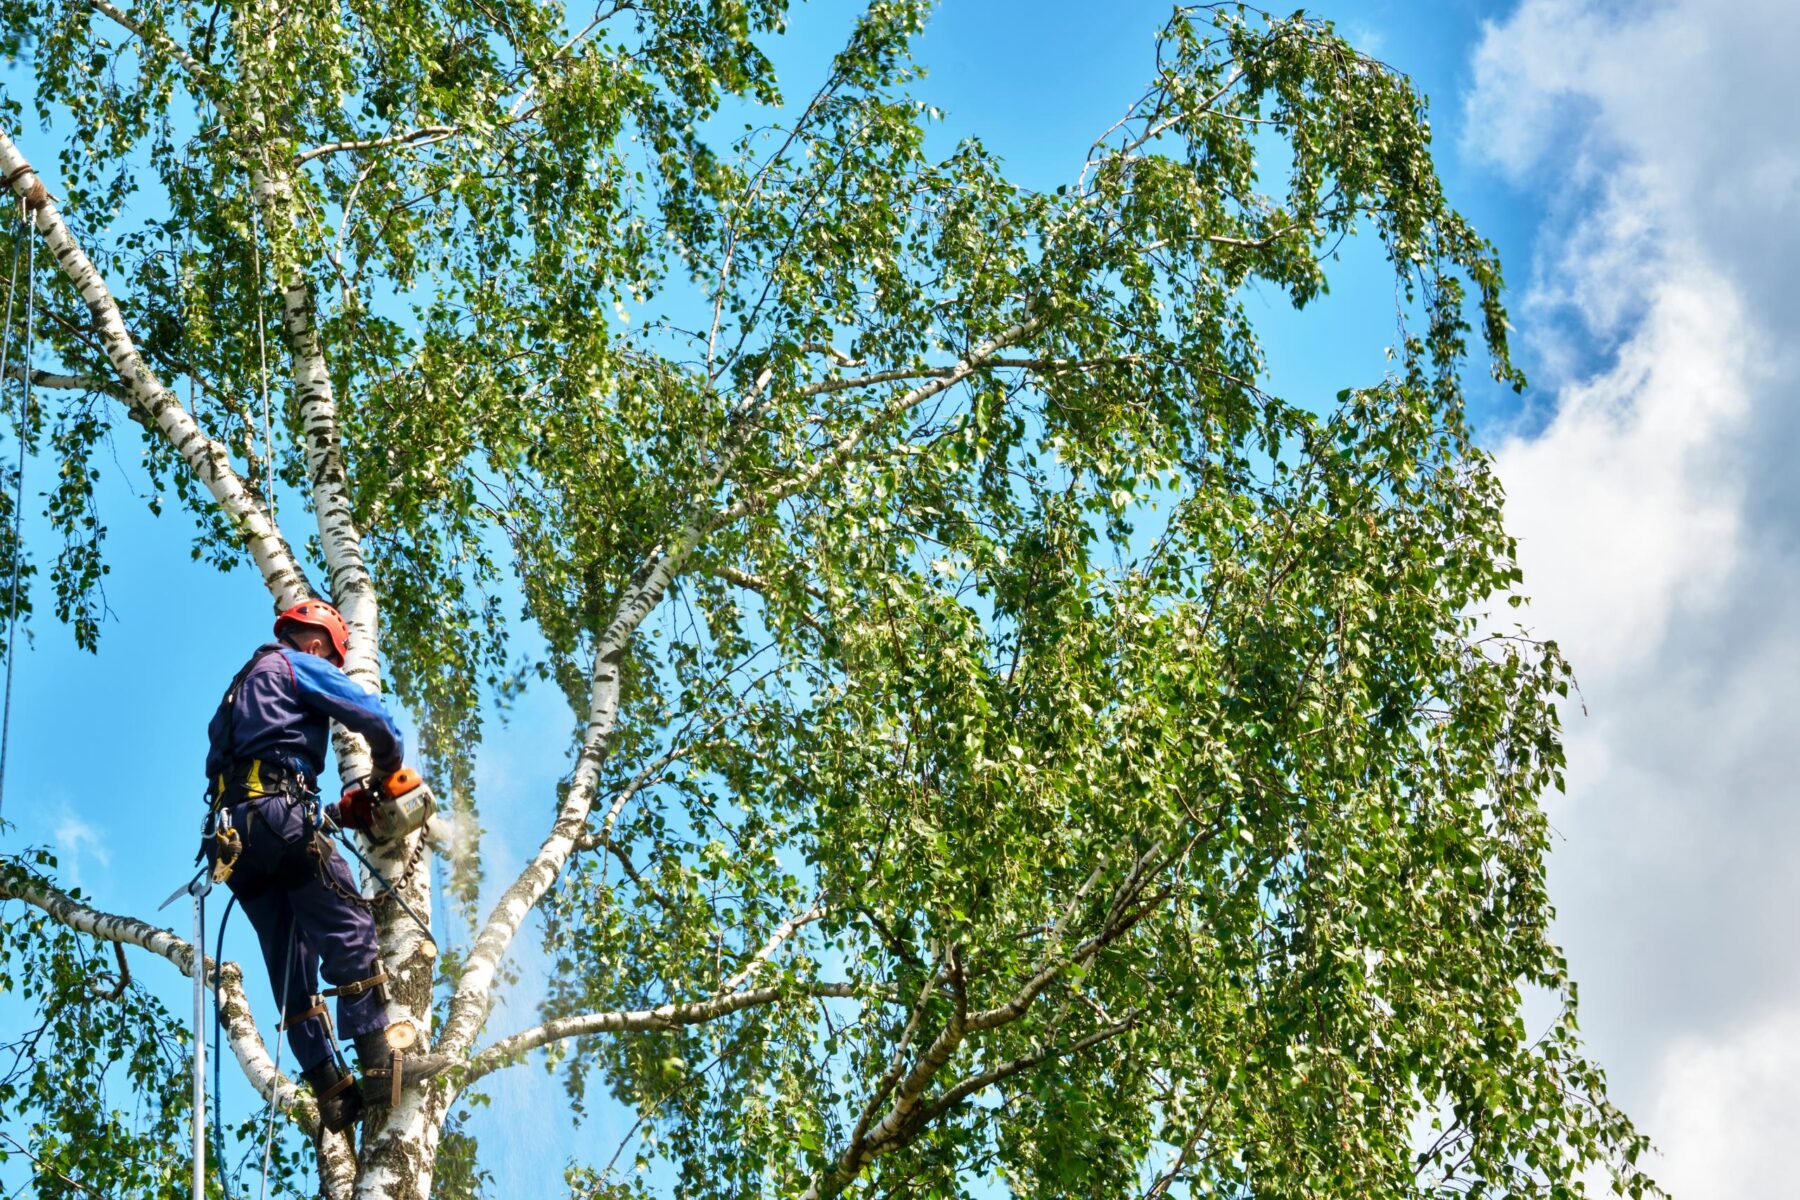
left=7, top=0, right=1798, bottom=1195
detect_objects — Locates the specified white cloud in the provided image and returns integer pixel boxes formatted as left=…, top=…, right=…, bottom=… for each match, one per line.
left=1494, top=262, right=1751, bottom=679
left=1645, top=1004, right=1800, bottom=1198
left=52, top=811, right=111, bottom=891
left=1467, top=0, right=1800, bottom=1190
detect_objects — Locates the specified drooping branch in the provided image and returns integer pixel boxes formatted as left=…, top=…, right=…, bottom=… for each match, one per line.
left=460, top=982, right=859, bottom=1084
left=0, top=866, right=315, bottom=1133
left=718, top=904, right=828, bottom=994
left=0, top=131, right=312, bottom=608
left=719, top=318, right=1042, bottom=526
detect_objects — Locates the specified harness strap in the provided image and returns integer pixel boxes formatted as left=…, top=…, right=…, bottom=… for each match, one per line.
left=197, top=646, right=289, bottom=868
left=316, top=1069, right=357, bottom=1101
left=215, top=645, right=285, bottom=758
left=277, top=999, right=328, bottom=1032
left=360, top=1055, right=405, bottom=1106
left=321, top=971, right=387, bottom=999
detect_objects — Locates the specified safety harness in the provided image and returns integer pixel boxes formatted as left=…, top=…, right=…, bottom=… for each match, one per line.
left=199, top=645, right=286, bottom=884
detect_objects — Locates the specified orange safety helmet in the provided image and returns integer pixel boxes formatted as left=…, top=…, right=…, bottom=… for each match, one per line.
left=274, top=600, right=351, bottom=665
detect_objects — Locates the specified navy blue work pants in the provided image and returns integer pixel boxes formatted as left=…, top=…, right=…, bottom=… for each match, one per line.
left=214, top=792, right=389, bottom=1070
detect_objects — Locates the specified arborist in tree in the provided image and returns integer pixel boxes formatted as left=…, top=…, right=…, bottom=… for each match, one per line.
left=201, top=599, right=415, bottom=1133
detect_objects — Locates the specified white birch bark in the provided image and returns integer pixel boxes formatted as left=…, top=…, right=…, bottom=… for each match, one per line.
left=439, top=521, right=704, bottom=1055
left=249, top=164, right=444, bottom=1200
left=251, top=170, right=380, bottom=685
left=0, top=871, right=298, bottom=1113
left=0, top=130, right=312, bottom=608
left=442, top=322, right=1043, bottom=1057
left=18, top=7, right=424, bottom=1186
left=462, top=982, right=860, bottom=1082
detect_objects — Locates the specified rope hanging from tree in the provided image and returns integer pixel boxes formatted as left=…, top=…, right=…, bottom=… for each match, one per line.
left=249, top=190, right=275, bottom=517
left=0, top=201, right=35, bottom=819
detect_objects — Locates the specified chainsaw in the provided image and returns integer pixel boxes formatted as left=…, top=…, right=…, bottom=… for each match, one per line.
left=336, top=768, right=436, bottom=843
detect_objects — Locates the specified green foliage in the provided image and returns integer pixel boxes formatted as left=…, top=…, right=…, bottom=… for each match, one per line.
left=431, top=1109, right=493, bottom=1200
left=0, top=2, right=1654, bottom=1197
left=0, top=849, right=192, bottom=1197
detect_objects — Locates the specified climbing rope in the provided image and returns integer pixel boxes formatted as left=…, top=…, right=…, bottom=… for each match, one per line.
left=257, top=915, right=297, bottom=1200
left=212, top=895, right=238, bottom=1200
left=248, top=195, right=274, bottom=518
left=205, top=888, right=302, bottom=1200
left=0, top=206, right=34, bottom=818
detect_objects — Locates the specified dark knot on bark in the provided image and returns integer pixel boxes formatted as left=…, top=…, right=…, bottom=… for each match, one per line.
left=0, top=167, right=52, bottom=214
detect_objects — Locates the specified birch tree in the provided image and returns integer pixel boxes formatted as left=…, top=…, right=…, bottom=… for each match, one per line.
left=0, top=3, right=1658, bottom=1198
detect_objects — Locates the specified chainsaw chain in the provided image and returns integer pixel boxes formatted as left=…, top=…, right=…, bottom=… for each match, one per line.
left=306, top=824, right=424, bottom=916
left=308, top=832, right=375, bottom=911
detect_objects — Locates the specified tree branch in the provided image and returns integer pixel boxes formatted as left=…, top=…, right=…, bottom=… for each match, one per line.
left=708, top=564, right=826, bottom=631
left=1, top=363, right=122, bottom=396
left=846, top=950, right=948, bottom=1154
left=460, top=982, right=859, bottom=1084
left=294, top=126, right=458, bottom=165
left=718, top=904, right=827, bottom=994
left=442, top=523, right=705, bottom=1054
left=0, top=865, right=318, bottom=1136
left=574, top=728, right=732, bottom=856
left=966, top=841, right=1167, bottom=1034
left=909, top=1013, right=1139, bottom=1132
left=0, top=1130, right=114, bottom=1200
left=721, top=318, right=1041, bottom=526
left=0, top=130, right=312, bottom=607
left=86, top=0, right=208, bottom=79
left=798, top=342, right=865, bottom=367
left=807, top=951, right=966, bottom=1200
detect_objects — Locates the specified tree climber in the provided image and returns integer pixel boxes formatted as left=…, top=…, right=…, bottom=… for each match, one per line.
left=201, top=599, right=409, bottom=1133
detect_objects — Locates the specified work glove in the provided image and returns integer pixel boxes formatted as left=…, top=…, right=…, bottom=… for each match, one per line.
left=328, top=781, right=376, bottom=832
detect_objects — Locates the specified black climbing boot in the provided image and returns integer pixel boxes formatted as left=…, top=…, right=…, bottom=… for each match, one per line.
left=354, top=1030, right=392, bottom=1076
left=355, top=1022, right=435, bottom=1106
left=301, top=1059, right=364, bottom=1133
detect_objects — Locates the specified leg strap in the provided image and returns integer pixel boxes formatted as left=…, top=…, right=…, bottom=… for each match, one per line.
left=322, top=970, right=388, bottom=999
left=362, top=1055, right=405, bottom=1106
left=278, top=998, right=329, bottom=1032
left=317, top=1070, right=357, bottom=1101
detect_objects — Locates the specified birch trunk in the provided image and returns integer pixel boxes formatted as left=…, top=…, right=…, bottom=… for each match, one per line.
left=249, top=166, right=441, bottom=1200
left=3, top=119, right=439, bottom=1199
left=0, top=130, right=312, bottom=609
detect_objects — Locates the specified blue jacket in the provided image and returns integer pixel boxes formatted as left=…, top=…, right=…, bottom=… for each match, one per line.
left=205, top=643, right=405, bottom=786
